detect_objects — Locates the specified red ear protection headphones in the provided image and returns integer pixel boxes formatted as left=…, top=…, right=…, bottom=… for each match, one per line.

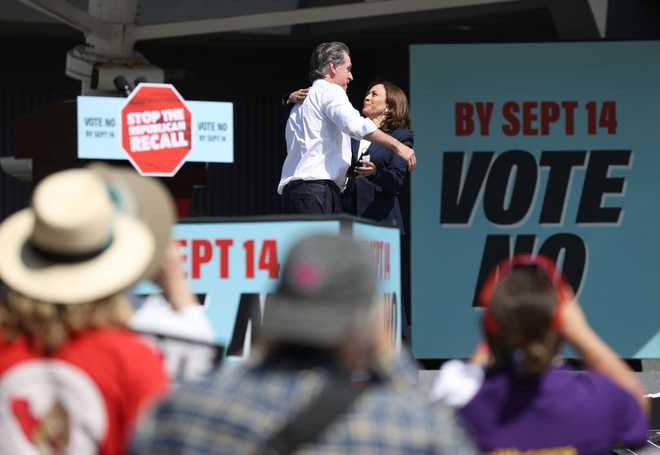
left=479, top=254, right=574, bottom=337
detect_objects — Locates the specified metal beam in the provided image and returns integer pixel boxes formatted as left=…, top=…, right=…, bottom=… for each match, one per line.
left=587, top=0, right=608, bottom=38
left=17, top=0, right=112, bottom=38
left=133, top=0, right=517, bottom=41
left=547, top=0, right=601, bottom=40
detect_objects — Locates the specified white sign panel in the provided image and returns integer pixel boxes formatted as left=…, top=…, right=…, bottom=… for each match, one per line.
left=77, top=96, right=233, bottom=164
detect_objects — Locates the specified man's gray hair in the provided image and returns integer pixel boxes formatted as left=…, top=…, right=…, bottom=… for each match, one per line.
left=309, top=42, right=350, bottom=82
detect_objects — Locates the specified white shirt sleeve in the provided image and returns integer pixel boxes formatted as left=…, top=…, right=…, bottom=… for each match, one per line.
left=321, top=84, right=378, bottom=139
left=130, top=294, right=215, bottom=342
left=430, top=360, right=485, bottom=407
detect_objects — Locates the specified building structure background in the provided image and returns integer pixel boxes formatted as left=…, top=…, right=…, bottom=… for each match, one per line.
left=1, top=0, right=658, bottom=344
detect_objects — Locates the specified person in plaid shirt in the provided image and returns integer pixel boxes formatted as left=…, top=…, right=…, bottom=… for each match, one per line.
left=131, top=234, right=478, bottom=455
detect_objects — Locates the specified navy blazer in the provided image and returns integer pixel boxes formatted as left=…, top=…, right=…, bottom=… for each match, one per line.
left=342, top=128, right=412, bottom=234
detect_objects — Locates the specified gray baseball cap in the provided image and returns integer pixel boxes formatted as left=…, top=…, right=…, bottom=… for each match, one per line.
left=261, top=234, right=378, bottom=347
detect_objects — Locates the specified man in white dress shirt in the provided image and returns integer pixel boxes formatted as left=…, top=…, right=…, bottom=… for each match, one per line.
left=278, top=42, right=416, bottom=214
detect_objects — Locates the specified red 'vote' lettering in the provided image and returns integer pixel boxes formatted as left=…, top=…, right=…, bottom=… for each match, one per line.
left=502, top=101, right=578, bottom=136
left=177, top=238, right=234, bottom=279
left=176, top=238, right=281, bottom=280
left=455, top=102, right=494, bottom=136
left=244, top=240, right=280, bottom=279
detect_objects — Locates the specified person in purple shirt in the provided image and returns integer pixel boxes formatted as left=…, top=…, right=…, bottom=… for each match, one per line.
left=432, top=254, right=649, bottom=455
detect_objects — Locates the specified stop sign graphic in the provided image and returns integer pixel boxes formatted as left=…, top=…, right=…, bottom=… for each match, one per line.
left=121, top=83, right=192, bottom=176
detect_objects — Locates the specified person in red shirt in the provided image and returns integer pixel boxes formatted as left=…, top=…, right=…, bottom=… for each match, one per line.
left=0, top=168, right=169, bottom=455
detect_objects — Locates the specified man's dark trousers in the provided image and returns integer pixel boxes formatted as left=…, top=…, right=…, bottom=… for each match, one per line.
left=282, top=180, right=342, bottom=214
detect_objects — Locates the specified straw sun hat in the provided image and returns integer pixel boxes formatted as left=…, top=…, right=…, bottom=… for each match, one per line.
left=88, top=163, right=176, bottom=281
left=0, top=168, right=155, bottom=304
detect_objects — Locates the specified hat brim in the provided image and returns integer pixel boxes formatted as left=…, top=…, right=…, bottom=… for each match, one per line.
left=89, top=164, right=175, bottom=280
left=260, top=295, right=360, bottom=347
left=0, top=209, right=154, bottom=304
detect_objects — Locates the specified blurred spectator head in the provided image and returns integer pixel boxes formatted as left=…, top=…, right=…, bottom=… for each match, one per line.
left=262, top=233, right=382, bottom=367
left=481, top=255, right=572, bottom=375
left=0, top=168, right=155, bottom=351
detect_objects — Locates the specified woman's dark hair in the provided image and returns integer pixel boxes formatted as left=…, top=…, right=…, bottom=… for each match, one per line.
left=371, top=81, right=411, bottom=132
left=486, top=266, right=562, bottom=376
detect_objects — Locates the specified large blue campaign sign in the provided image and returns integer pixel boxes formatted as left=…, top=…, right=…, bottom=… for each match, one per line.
left=138, top=217, right=402, bottom=360
left=410, top=42, right=660, bottom=359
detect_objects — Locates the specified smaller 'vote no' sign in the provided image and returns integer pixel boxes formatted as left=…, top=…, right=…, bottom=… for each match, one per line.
left=121, top=83, right=192, bottom=176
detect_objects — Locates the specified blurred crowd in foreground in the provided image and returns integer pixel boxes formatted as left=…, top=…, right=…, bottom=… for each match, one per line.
left=0, top=166, right=650, bottom=454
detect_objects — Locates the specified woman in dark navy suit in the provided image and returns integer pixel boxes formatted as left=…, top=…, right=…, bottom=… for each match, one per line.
left=343, top=81, right=412, bottom=233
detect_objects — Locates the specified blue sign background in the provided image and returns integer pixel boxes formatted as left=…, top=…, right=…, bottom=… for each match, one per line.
left=353, top=223, right=402, bottom=350
left=173, top=220, right=339, bottom=350
left=138, top=218, right=402, bottom=358
left=410, top=42, right=660, bottom=358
